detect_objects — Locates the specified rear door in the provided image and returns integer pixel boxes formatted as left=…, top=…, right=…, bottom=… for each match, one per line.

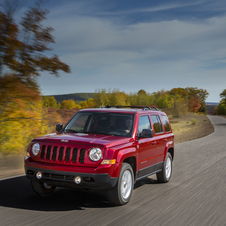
left=150, top=114, right=166, bottom=170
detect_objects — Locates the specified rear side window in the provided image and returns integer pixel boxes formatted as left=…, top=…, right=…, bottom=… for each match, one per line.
left=151, top=115, right=163, bottom=134
left=138, top=115, right=151, bottom=134
left=160, top=115, right=171, bottom=132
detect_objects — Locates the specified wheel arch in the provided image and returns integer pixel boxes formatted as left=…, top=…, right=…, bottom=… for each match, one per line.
left=168, top=147, right=174, bottom=160
left=123, top=156, right=136, bottom=181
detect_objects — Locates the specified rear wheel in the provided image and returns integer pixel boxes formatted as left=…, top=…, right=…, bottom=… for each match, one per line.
left=108, top=163, right=134, bottom=206
left=31, top=180, right=56, bottom=196
left=157, top=152, right=172, bottom=183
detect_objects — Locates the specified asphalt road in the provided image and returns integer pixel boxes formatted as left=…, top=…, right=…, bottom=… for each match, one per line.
left=0, top=115, right=226, bottom=226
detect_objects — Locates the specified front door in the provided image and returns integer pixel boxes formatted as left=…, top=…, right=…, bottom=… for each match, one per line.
left=137, top=115, right=157, bottom=179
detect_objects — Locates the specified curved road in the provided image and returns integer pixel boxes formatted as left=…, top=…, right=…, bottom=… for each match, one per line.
left=1, top=115, right=226, bottom=226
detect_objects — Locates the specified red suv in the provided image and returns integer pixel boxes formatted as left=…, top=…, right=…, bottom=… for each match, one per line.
left=25, top=106, right=174, bottom=205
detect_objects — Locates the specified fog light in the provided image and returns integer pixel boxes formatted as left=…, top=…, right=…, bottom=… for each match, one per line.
left=36, top=171, right=42, bottom=179
left=74, top=176, right=81, bottom=184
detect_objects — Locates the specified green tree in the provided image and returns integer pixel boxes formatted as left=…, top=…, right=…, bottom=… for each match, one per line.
left=42, top=96, right=57, bottom=108
left=94, top=88, right=109, bottom=107
left=217, top=103, right=226, bottom=115
left=220, top=89, right=226, bottom=104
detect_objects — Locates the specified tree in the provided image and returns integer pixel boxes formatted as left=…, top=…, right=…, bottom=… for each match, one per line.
left=0, top=0, right=70, bottom=81
left=60, top=99, right=79, bottom=109
left=220, top=89, right=226, bottom=104
left=185, top=87, right=209, bottom=113
left=217, top=103, right=226, bottom=115
left=93, top=88, right=109, bottom=107
left=0, top=1, right=71, bottom=155
left=42, top=96, right=57, bottom=108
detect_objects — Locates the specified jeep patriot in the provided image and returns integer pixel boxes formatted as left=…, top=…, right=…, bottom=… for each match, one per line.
left=25, top=106, right=174, bottom=205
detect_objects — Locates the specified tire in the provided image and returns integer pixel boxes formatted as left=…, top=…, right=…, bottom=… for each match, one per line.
left=31, top=180, right=56, bottom=196
left=108, top=163, right=134, bottom=206
left=156, top=152, right=172, bottom=183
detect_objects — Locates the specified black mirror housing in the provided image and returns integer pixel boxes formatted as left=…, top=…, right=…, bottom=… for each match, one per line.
left=56, top=123, right=63, bottom=133
left=140, top=129, right=153, bottom=138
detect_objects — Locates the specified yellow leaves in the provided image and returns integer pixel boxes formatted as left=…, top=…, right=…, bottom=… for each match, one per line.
left=0, top=75, right=51, bottom=155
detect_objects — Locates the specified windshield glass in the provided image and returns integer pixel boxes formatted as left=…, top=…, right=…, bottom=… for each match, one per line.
left=64, top=112, right=135, bottom=137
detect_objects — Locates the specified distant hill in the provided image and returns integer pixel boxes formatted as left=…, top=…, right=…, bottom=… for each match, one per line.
left=206, top=102, right=219, bottom=105
left=206, top=102, right=219, bottom=114
left=47, top=93, right=95, bottom=103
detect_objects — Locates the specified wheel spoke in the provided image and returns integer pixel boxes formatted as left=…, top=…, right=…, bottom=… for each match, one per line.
left=165, top=157, right=172, bottom=179
left=121, top=170, right=132, bottom=200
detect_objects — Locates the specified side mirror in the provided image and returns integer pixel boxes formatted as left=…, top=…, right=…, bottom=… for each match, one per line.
left=56, top=123, right=63, bottom=133
left=140, top=129, right=153, bottom=138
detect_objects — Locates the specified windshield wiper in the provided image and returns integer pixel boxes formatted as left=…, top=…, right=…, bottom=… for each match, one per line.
left=89, top=131, right=112, bottom=136
left=64, top=129, right=78, bottom=133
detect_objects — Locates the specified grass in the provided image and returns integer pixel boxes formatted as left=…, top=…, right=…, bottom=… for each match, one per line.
left=170, top=112, right=214, bottom=143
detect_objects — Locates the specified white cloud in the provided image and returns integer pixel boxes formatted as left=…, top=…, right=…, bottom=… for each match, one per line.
left=38, top=2, right=226, bottom=102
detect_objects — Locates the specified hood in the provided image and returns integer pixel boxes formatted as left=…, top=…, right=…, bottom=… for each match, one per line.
left=33, top=132, right=133, bottom=148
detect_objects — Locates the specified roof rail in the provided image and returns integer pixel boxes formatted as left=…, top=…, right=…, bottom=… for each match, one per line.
left=98, top=105, right=161, bottom=111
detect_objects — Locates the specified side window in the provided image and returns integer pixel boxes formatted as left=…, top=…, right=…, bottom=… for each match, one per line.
left=151, top=115, right=163, bottom=134
left=160, top=115, right=171, bottom=132
left=138, top=115, right=151, bottom=134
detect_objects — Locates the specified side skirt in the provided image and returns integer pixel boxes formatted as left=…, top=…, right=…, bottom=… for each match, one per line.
left=135, top=162, right=163, bottom=182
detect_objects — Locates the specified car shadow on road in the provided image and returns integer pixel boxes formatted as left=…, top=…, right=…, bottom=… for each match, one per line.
left=0, top=175, right=158, bottom=211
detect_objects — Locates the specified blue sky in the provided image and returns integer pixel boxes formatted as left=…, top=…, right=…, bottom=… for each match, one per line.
left=22, top=0, right=226, bottom=101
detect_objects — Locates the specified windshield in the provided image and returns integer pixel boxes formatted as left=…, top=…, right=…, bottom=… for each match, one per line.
left=64, top=112, right=135, bottom=137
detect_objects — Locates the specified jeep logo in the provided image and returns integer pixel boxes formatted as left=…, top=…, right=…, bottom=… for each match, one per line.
left=61, top=139, right=68, bottom=142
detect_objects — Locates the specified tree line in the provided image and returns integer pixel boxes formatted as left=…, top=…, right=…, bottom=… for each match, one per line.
left=43, top=87, right=209, bottom=116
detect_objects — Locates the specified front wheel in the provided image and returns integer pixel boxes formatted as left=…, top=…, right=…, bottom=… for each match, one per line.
left=108, top=163, right=134, bottom=206
left=156, top=152, right=172, bottom=183
left=31, top=180, right=56, bottom=196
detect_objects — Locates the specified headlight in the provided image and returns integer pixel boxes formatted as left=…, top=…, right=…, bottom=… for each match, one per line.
left=89, top=148, right=102, bottom=161
left=32, top=143, right=40, bottom=156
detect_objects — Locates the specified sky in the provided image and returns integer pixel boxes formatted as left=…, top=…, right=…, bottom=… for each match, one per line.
left=18, top=0, right=226, bottom=102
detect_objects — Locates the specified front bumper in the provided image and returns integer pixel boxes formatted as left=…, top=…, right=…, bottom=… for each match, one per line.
left=25, top=165, right=118, bottom=190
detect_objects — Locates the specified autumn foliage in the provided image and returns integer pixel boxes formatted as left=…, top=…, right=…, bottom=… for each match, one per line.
left=0, top=1, right=70, bottom=155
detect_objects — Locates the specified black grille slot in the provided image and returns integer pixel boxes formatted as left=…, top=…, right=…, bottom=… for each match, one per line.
left=52, top=146, right=58, bottom=161
left=65, top=147, right=71, bottom=162
left=72, top=148, right=78, bottom=163
left=52, top=174, right=64, bottom=179
left=43, top=173, right=50, bottom=178
left=79, top=148, right=86, bottom=163
left=41, top=145, right=46, bottom=159
left=66, top=175, right=73, bottom=180
left=58, top=147, right=64, bottom=161
left=46, top=146, right=52, bottom=160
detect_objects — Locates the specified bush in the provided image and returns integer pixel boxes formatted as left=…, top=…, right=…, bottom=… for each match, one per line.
left=191, top=118, right=198, bottom=125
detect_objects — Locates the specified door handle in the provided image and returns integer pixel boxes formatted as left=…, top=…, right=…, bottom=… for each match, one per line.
left=152, top=141, right=157, bottom=145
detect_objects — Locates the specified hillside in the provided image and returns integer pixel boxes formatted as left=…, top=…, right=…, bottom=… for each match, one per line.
left=47, top=93, right=95, bottom=103
left=206, top=102, right=219, bottom=114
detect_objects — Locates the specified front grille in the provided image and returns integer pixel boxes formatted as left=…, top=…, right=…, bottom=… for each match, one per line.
left=79, top=148, right=86, bottom=163
left=52, top=146, right=58, bottom=160
left=65, top=147, right=71, bottom=162
left=72, top=148, right=78, bottom=163
left=39, top=145, right=88, bottom=165
left=41, top=145, right=46, bottom=159
left=59, top=147, right=64, bottom=161
left=46, top=146, right=51, bottom=160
